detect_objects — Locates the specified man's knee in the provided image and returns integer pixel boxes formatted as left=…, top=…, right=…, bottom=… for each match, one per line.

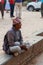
left=10, top=46, right=21, bottom=53
left=16, top=46, right=21, bottom=51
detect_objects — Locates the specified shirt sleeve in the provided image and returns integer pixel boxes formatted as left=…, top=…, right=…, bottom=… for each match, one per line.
left=20, top=31, right=23, bottom=45
left=7, top=31, right=15, bottom=46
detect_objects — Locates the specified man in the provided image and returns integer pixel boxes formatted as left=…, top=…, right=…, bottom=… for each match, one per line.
left=41, top=0, right=43, bottom=17
left=3, top=17, right=29, bottom=56
left=0, top=0, right=4, bottom=19
left=15, top=0, right=22, bottom=19
left=9, top=0, right=15, bottom=17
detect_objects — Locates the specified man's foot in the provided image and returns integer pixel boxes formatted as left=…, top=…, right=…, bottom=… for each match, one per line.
left=21, top=45, right=28, bottom=51
left=17, top=17, right=21, bottom=19
left=6, top=11, right=9, bottom=13
left=12, top=15, right=15, bottom=17
left=14, top=52, right=19, bottom=57
left=2, top=16, right=4, bottom=19
left=19, top=17, right=21, bottom=19
left=11, top=15, right=15, bottom=18
left=41, top=16, right=43, bottom=18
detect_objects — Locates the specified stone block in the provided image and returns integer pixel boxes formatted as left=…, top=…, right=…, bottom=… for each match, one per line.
left=33, top=39, right=43, bottom=56
left=5, top=46, right=33, bottom=65
left=37, top=32, right=43, bottom=36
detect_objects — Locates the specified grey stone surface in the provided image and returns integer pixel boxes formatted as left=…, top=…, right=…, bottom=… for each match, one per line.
left=0, top=54, right=12, bottom=65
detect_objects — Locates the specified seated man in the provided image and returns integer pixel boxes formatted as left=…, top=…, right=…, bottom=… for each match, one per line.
left=3, top=17, right=29, bottom=56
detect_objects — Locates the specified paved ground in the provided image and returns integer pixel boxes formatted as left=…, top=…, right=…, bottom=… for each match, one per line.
left=27, top=52, right=43, bottom=65
left=0, top=7, right=43, bottom=65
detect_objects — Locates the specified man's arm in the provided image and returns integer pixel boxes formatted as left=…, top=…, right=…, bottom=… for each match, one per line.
left=20, top=31, right=23, bottom=45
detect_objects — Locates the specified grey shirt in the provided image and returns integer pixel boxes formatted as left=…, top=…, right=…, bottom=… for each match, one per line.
left=7, top=27, right=23, bottom=46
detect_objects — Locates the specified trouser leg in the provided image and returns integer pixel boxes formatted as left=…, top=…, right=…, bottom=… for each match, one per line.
left=4, top=2, right=6, bottom=9
left=1, top=4, right=4, bottom=18
left=16, top=3, right=22, bottom=18
left=10, top=4, right=14, bottom=17
left=41, top=3, right=43, bottom=17
left=18, top=3, right=22, bottom=18
left=0, top=3, right=4, bottom=18
left=16, top=3, right=19, bottom=17
left=9, top=46, right=21, bottom=53
left=23, top=42, right=30, bottom=49
left=12, top=4, right=14, bottom=16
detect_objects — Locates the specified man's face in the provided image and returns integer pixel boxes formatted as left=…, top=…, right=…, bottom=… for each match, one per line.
left=14, top=22, right=22, bottom=30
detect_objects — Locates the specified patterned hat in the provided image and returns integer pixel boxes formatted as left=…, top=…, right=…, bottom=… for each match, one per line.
left=13, top=17, right=21, bottom=25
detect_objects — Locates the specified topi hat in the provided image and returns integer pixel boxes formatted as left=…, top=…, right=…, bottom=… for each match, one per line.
left=13, top=17, right=21, bottom=25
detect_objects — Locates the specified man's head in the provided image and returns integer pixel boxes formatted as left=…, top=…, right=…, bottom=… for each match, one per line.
left=13, top=17, right=22, bottom=30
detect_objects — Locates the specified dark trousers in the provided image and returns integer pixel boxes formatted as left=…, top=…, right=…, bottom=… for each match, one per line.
left=41, top=3, right=43, bottom=17
left=10, top=4, right=14, bottom=17
left=4, top=2, right=6, bottom=9
left=4, top=0, right=6, bottom=9
left=0, top=3, right=4, bottom=18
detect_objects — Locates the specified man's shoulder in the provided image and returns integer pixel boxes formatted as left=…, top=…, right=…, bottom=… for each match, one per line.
left=7, top=28, right=14, bottom=34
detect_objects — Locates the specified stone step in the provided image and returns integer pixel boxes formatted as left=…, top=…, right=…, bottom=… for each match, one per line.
left=37, top=32, right=43, bottom=36
left=2, top=36, right=43, bottom=65
left=32, top=30, right=43, bottom=36
left=0, top=54, right=12, bottom=65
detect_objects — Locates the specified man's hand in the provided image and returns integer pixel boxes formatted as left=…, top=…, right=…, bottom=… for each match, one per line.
left=20, top=45, right=28, bottom=51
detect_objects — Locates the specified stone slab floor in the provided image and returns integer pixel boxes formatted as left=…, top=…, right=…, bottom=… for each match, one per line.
left=27, top=53, right=43, bottom=65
